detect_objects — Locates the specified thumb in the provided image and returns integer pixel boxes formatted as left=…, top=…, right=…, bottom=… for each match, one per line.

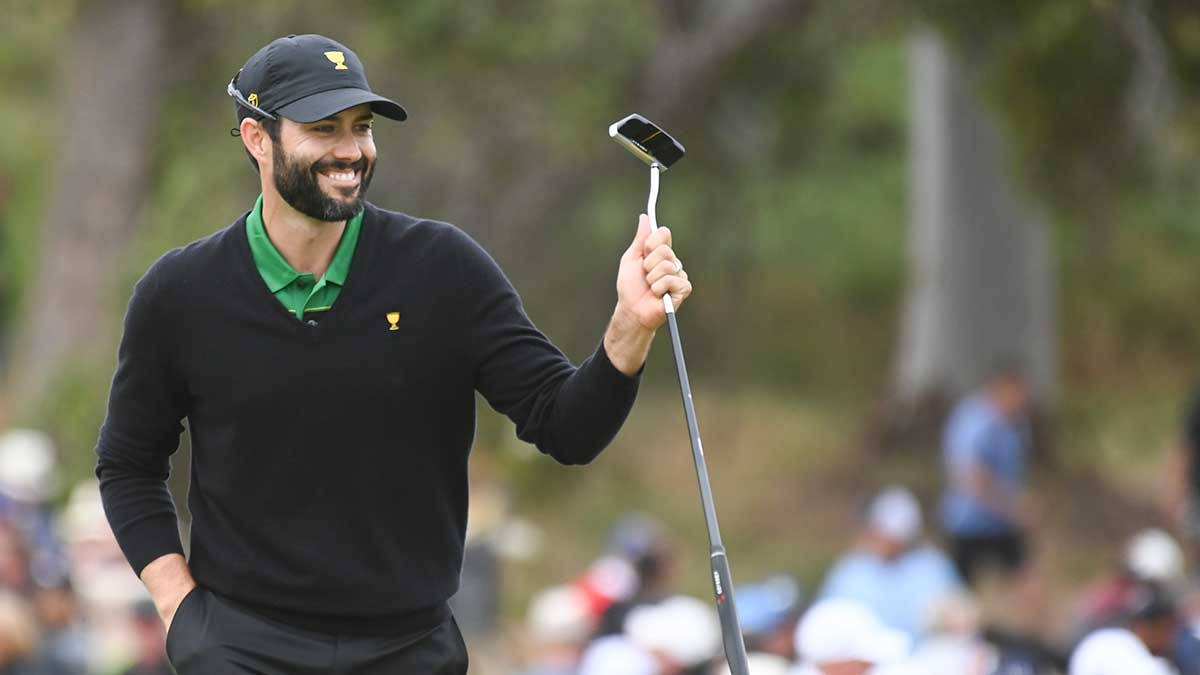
left=627, top=214, right=651, bottom=257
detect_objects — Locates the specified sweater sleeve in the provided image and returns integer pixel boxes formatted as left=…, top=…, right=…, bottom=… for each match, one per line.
left=457, top=231, right=640, bottom=465
left=95, top=259, right=189, bottom=575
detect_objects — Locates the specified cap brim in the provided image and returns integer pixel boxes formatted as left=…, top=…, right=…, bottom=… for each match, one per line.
left=275, top=87, right=407, bottom=123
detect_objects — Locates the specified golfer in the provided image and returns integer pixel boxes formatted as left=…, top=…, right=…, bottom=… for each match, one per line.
left=95, top=34, right=691, bottom=674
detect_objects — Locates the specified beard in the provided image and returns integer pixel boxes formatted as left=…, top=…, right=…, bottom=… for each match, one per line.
left=273, top=145, right=375, bottom=222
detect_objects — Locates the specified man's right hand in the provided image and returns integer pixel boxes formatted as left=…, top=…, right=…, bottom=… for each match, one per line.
left=139, top=553, right=197, bottom=631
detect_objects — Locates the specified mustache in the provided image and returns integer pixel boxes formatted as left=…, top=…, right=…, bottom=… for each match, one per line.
left=310, top=157, right=370, bottom=174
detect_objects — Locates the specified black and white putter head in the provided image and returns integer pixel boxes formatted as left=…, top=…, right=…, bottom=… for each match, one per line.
left=608, top=113, right=686, bottom=170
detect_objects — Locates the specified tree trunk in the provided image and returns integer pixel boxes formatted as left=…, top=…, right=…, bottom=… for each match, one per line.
left=895, top=31, right=1056, bottom=406
left=7, top=0, right=167, bottom=406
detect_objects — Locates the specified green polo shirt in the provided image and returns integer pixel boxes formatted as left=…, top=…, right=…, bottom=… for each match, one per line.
left=246, top=195, right=362, bottom=321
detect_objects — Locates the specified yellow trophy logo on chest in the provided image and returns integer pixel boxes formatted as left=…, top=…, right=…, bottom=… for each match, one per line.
left=386, top=312, right=401, bottom=331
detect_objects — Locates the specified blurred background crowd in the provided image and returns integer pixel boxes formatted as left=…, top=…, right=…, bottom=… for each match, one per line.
left=0, top=367, right=1197, bottom=673
left=12, top=0, right=1200, bottom=673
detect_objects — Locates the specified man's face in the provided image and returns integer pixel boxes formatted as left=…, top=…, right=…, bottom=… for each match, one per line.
left=270, top=103, right=377, bottom=222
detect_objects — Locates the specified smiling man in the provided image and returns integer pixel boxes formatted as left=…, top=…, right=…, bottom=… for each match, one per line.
left=95, top=34, right=691, bottom=674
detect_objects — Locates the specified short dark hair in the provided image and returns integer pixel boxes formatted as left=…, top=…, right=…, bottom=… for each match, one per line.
left=235, top=105, right=281, bottom=173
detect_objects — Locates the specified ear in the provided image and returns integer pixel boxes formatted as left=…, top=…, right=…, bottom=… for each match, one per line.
left=240, top=117, right=272, bottom=168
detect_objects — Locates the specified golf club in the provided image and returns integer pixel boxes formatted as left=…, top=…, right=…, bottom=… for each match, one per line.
left=608, top=113, right=750, bottom=675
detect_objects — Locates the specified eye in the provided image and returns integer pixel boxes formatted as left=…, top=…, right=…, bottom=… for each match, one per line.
left=311, top=124, right=334, bottom=133
left=355, top=124, right=373, bottom=133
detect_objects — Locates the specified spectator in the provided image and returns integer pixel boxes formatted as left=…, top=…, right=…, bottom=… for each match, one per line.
left=595, top=514, right=677, bottom=638
left=577, top=634, right=658, bottom=675
left=1168, top=378, right=1200, bottom=569
left=0, top=430, right=65, bottom=591
left=117, top=600, right=171, bottom=675
left=1073, top=529, right=1200, bottom=674
left=791, top=598, right=910, bottom=675
left=520, top=585, right=594, bottom=675
left=1071, top=582, right=1180, bottom=675
left=622, top=595, right=721, bottom=674
left=30, top=578, right=89, bottom=674
left=941, top=364, right=1032, bottom=585
left=903, top=592, right=998, bottom=675
left=819, top=486, right=961, bottom=638
left=715, top=653, right=791, bottom=675
left=737, top=575, right=802, bottom=661
left=0, top=591, right=39, bottom=675
left=1070, top=629, right=1174, bottom=675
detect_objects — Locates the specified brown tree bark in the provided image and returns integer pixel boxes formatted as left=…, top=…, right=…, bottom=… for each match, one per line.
left=8, top=0, right=167, bottom=407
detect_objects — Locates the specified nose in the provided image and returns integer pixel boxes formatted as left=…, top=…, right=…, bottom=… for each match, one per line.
left=331, top=127, right=363, bottom=163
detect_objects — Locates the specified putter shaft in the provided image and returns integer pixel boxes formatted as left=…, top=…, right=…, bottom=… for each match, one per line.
left=647, top=164, right=749, bottom=674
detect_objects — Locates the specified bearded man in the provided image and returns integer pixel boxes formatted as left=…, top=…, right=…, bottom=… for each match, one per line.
left=95, top=34, right=691, bottom=674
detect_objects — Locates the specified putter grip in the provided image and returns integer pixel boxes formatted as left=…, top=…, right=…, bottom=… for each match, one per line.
left=710, top=550, right=749, bottom=674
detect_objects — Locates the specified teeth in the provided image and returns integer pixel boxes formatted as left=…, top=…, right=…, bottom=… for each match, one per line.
left=324, top=171, right=357, bottom=182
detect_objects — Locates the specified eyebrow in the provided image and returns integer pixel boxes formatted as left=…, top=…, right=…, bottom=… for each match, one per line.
left=313, top=113, right=375, bottom=123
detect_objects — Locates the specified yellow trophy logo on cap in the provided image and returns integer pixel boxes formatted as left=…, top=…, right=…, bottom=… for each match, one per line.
left=324, top=51, right=349, bottom=70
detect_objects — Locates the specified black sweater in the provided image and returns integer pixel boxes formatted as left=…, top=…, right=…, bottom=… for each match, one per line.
left=95, top=203, right=639, bottom=635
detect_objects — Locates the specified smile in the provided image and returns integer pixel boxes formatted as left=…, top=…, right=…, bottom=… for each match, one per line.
left=319, top=169, right=359, bottom=185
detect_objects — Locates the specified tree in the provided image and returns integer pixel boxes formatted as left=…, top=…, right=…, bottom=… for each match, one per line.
left=7, top=0, right=168, bottom=408
left=894, top=31, right=1056, bottom=407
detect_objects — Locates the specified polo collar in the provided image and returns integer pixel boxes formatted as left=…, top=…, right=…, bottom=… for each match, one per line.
left=245, top=194, right=363, bottom=292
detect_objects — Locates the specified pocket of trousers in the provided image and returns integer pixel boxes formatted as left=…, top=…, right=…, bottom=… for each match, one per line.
left=165, top=586, right=204, bottom=664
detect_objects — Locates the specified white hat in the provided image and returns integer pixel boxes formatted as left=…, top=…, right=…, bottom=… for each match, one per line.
left=0, top=429, right=58, bottom=503
left=713, top=652, right=790, bottom=675
left=526, top=585, right=593, bottom=645
left=1126, top=529, right=1184, bottom=584
left=582, top=555, right=639, bottom=604
left=868, top=486, right=922, bottom=543
left=795, top=599, right=911, bottom=666
left=625, top=595, right=721, bottom=667
left=1069, top=628, right=1175, bottom=675
left=577, top=635, right=659, bottom=675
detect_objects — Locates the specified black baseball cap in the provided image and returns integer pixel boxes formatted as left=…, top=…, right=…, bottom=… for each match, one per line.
left=230, top=34, right=406, bottom=124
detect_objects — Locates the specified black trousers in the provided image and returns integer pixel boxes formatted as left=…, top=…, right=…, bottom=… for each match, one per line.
left=949, top=530, right=1028, bottom=587
left=166, top=588, right=468, bottom=674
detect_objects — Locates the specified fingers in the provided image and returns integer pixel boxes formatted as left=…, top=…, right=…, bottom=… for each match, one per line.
left=650, top=274, right=693, bottom=307
left=627, top=214, right=652, bottom=257
left=645, top=258, right=688, bottom=288
left=642, top=225, right=672, bottom=256
left=642, top=243, right=682, bottom=275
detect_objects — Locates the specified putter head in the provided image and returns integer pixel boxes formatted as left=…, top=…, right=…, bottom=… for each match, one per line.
left=609, top=113, right=685, bottom=171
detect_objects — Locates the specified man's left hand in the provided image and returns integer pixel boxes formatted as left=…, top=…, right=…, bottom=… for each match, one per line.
left=604, top=214, right=693, bottom=375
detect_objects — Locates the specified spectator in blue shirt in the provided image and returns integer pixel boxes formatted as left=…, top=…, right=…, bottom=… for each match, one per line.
left=940, top=365, right=1032, bottom=586
left=819, top=486, right=962, bottom=639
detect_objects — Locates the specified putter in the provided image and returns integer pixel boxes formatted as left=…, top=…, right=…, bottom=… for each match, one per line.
left=609, top=113, right=750, bottom=675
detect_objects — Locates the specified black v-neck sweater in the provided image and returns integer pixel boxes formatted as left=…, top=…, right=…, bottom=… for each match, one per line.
left=96, top=202, right=640, bottom=635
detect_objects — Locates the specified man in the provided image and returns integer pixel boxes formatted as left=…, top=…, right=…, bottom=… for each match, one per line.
left=95, top=34, right=692, bottom=674
left=1168, top=380, right=1200, bottom=570
left=790, top=598, right=911, bottom=675
left=818, top=486, right=961, bottom=639
left=940, top=365, right=1032, bottom=586
left=1070, top=582, right=1179, bottom=675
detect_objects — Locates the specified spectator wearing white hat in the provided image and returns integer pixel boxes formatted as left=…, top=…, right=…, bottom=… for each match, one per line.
left=577, top=635, right=658, bottom=675
left=791, top=598, right=911, bottom=675
left=519, top=585, right=594, bottom=675
left=903, top=592, right=999, bottom=675
left=624, top=595, right=722, bottom=675
left=1073, top=529, right=1200, bottom=674
left=817, top=486, right=961, bottom=639
left=1070, top=628, right=1175, bottom=675
left=1071, top=582, right=1181, bottom=675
